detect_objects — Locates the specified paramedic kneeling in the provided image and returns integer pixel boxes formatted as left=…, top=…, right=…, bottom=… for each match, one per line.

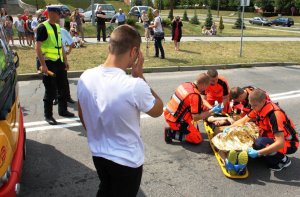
left=77, top=25, right=163, bottom=197
left=227, top=89, right=299, bottom=171
left=164, top=73, right=223, bottom=144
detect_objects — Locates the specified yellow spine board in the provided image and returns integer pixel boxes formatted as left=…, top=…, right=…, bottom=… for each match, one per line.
left=203, top=122, right=249, bottom=179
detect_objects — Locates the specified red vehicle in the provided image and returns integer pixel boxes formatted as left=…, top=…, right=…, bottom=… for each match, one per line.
left=0, top=24, right=25, bottom=197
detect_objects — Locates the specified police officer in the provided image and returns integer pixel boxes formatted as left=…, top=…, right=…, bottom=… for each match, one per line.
left=36, top=5, right=74, bottom=125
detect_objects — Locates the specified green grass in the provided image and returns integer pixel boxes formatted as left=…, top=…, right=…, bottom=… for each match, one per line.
left=15, top=42, right=300, bottom=74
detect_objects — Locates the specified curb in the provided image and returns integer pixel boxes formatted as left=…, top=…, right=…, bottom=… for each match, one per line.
left=17, top=62, right=298, bottom=81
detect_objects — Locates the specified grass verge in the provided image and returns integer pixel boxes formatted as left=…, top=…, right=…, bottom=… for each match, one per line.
left=15, top=41, right=300, bottom=74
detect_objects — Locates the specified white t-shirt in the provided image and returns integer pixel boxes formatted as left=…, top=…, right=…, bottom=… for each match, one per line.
left=60, top=28, right=73, bottom=52
left=77, top=66, right=155, bottom=168
left=154, top=16, right=163, bottom=33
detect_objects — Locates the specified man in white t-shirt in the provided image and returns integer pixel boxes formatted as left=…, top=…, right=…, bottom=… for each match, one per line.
left=149, top=9, right=165, bottom=59
left=77, top=25, right=163, bottom=197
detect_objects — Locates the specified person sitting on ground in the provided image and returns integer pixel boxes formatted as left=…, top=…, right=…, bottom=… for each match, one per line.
left=164, top=73, right=223, bottom=144
left=224, top=89, right=299, bottom=171
left=210, top=22, right=217, bottom=35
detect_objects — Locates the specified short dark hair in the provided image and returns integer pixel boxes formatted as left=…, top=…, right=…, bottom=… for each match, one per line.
left=109, top=25, right=141, bottom=55
left=230, top=87, right=244, bottom=100
left=207, top=68, right=218, bottom=78
left=249, top=89, right=266, bottom=103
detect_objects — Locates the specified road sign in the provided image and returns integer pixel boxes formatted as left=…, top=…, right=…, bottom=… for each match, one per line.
left=240, top=0, right=250, bottom=6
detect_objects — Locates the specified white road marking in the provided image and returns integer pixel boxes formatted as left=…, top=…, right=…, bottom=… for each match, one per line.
left=24, top=117, right=80, bottom=127
left=24, top=90, right=300, bottom=132
left=270, top=90, right=300, bottom=97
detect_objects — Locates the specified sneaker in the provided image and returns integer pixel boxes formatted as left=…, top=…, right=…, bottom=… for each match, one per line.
left=237, top=151, right=248, bottom=174
left=164, top=127, right=172, bottom=144
left=270, top=156, right=291, bottom=171
left=227, top=150, right=238, bottom=175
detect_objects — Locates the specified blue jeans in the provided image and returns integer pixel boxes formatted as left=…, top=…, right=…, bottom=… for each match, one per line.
left=254, top=137, right=296, bottom=166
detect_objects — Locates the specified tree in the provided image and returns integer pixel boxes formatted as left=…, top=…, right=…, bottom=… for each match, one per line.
left=143, top=0, right=154, bottom=7
left=233, top=10, right=245, bottom=29
left=204, top=7, right=213, bottom=29
left=295, top=0, right=300, bottom=9
left=253, top=0, right=274, bottom=12
left=219, top=16, right=224, bottom=33
left=148, top=7, right=154, bottom=21
left=274, top=0, right=293, bottom=13
left=182, top=9, right=189, bottom=21
left=190, top=10, right=200, bottom=25
left=169, top=0, right=174, bottom=20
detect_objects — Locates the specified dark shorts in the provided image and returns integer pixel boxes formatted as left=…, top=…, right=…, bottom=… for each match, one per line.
left=18, top=31, right=25, bottom=37
left=25, top=30, right=34, bottom=36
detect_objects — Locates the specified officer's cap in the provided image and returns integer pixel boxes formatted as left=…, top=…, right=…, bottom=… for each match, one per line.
left=47, top=5, right=62, bottom=14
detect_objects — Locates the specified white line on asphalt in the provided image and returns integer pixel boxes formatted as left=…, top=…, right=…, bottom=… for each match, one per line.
left=270, top=90, right=300, bottom=97
left=271, top=94, right=300, bottom=101
left=24, top=117, right=80, bottom=127
left=26, top=122, right=82, bottom=133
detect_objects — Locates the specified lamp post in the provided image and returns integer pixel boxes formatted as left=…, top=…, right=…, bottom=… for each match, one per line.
left=91, top=0, right=95, bottom=26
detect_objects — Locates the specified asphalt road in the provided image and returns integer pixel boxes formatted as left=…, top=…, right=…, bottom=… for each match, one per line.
left=19, top=66, right=300, bottom=197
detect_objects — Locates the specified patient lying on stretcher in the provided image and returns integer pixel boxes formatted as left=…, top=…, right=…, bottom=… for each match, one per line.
left=206, top=115, right=259, bottom=175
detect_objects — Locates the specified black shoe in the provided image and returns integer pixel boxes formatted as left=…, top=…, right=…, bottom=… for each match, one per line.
left=270, top=156, right=291, bottom=171
left=67, top=98, right=76, bottom=104
left=59, top=111, right=75, bottom=117
left=45, top=116, right=57, bottom=125
left=164, top=127, right=172, bottom=144
left=53, top=99, right=58, bottom=105
left=154, top=55, right=159, bottom=58
left=160, top=56, right=165, bottom=59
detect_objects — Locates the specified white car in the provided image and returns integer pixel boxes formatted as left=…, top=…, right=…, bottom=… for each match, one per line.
left=83, top=4, right=116, bottom=22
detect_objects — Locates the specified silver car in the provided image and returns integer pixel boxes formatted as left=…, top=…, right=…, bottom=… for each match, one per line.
left=84, top=4, right=116, bottom=22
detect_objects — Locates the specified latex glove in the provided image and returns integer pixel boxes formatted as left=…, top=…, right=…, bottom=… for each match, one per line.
left=223, top=127, right=230, bottom=133
left=212, top=104, right=223, bottom=113
left=248, top=148, right=259, bottom=158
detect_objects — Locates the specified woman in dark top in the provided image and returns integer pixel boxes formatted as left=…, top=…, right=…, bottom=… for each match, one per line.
left=171, top=16, right=183, bottom=51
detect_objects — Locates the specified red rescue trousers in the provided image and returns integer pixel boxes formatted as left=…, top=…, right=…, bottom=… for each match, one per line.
left=164, top=111, right=202, bottom=144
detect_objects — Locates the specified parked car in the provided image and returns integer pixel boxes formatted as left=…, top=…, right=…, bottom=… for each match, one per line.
left=83, top=4, right=116, bottom=22
left=77, top=8, right=84, bottom=13
left=271, top=17, right=294, bottom=27
left=60, top=5, right=71, bottom=16
left=249, top=17, right=272, bottom=26
left=128, top=6, right=154, bottom=22
left=0, top=24, right=25, bottom=197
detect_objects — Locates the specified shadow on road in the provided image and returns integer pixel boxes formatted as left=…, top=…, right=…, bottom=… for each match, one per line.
left=20, top=139, right=147, bottom=196
left=234, top=155, right=300, bottom=187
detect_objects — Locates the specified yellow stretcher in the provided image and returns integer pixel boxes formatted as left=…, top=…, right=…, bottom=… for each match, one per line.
left=203, top=121, right=249, bottom=179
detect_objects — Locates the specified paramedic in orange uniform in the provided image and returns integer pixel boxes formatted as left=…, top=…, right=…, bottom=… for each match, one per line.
left=201, top=69, right=230, bottom=113
left=227, top=89, right=299, bottom=171
left=164, top=73, right=223, bottom=144
left=230, top=86, right=271, bottom=117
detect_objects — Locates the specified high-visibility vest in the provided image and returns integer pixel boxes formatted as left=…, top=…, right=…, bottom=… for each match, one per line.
left=41, top=21, right=63, bottom=62
left=165, top=82, right=200, bottom=122
left=255, top=102, right=299, bottom=153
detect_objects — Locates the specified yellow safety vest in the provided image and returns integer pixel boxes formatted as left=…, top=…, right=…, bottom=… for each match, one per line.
left=41, top=21, right=63, bottom=62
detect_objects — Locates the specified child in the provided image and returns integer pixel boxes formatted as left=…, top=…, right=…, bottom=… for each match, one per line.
left=14, top=14, right=25, bottom=46
left=26, top=14, right=35, bottom=47
left=72, top=32, right=84, bottom=48
left=4, top=15, right=14, bottom=46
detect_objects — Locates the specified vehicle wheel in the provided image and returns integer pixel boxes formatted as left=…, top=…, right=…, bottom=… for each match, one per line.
left=23, top=128, right=26, bottom=160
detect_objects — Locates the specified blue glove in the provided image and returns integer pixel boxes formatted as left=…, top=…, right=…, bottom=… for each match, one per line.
left=248, top=148, right=259, bottom=158
left=212, top=104, right=223, bottom=113
left=223, top=127, right=230, bottom=133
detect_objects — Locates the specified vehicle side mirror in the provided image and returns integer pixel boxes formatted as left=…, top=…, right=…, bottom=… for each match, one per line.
left=13, top=51, right=19, bottom=68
